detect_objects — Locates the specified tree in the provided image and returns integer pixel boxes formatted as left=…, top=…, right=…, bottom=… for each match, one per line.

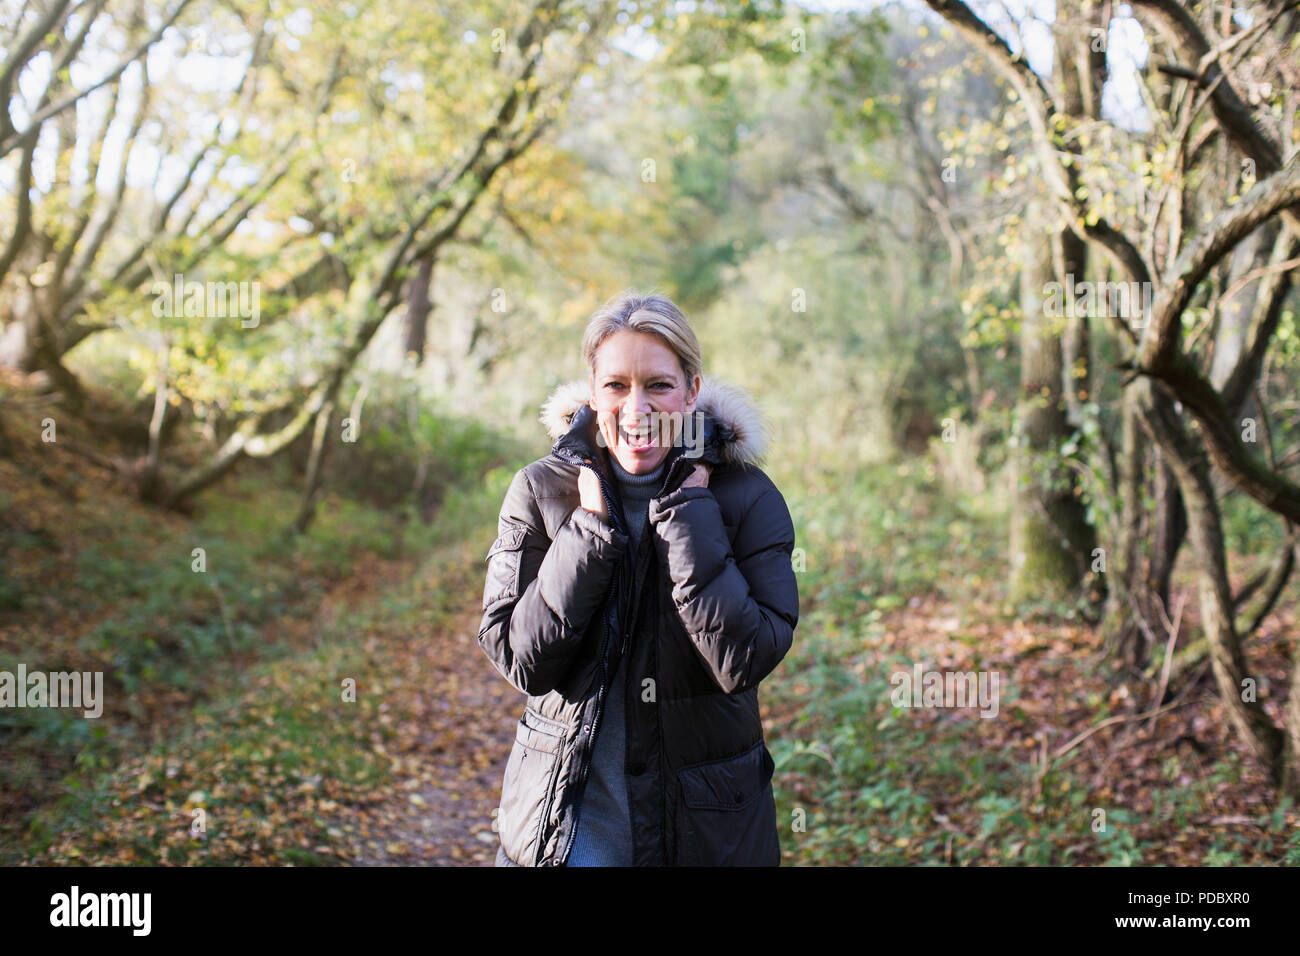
left=923, top=0, right=1300, bottom=794
left=1, top=0, right=631, bottom=511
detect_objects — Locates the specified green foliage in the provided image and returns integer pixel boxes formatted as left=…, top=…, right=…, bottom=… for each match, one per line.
left=1094, top=808, right=1142, bottom=866
left=1285, top=825, right=1300, bottom=865
left=17, top=464, right=514, bottom=865
left=0, top=409, right=515, bottom=862
left=765, top=458, right=1286, bottom=866
left=315, top=371, right=517, bottom=514
left=1221, top=487, right=1290, bottom=565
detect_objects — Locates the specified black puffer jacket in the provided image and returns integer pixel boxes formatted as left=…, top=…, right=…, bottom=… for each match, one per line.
left=478, top=377, right=799, bottom=866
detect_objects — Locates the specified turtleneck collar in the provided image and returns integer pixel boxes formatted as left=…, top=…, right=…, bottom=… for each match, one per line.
left=607, top=452, right=669, bottom=487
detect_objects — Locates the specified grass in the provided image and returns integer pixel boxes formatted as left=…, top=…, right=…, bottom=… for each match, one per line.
left=0, top=390, right=522, bottom=863
left=765, top=456, right=1298, bottom=866
left=18, top=460, right=511, bottom=865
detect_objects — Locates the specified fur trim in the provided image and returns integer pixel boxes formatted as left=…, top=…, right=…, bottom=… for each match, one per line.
left=539, top=380, right=594, bottom=443
left=539, top=375, right=768, bottom=467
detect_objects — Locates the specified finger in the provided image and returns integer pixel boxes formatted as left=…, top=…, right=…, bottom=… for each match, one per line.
left=595, top=408, right=617, bottom=450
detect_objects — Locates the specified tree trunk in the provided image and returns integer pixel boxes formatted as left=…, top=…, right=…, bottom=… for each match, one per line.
left=1058, top=229, right=1091, bottom=426
left=1209, top=222, right=1273, bottom=397
left=1101, top=386, right=1150, bottom=669
left=404, top=256, right=434, bottom=364
left=1285, top=633, right=1300, bottom=798
left=291, top=396, right=337, bottom=534
left=1009, top=222, right=1096, bottom=602
left=1147, top=456, right=1186, bottom=613
left=1136, top=378, right=1287, bottom=790
left=136, top=342, right=170, bottom=502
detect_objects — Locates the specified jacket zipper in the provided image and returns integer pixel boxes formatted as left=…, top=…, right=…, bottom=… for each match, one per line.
left=653, top=453, right=693, bottom=864
left=558, top=598, right=615, bottom=865
left=550, top=447, right=622, bottom=865
left=545, top=446, right=697, bottom=865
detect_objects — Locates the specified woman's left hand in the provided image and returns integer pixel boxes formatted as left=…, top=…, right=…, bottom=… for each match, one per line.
left=680, top=462, right=711, bottom=489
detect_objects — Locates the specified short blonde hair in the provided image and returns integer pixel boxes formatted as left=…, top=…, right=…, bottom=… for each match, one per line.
left=581, top=289, right=702, bottom=385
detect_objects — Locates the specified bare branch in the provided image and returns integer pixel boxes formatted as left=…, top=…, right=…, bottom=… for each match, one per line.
left=0, top=0, right=197, bottom=158
left=1139, top=158, right=1300, bottom=374
left=922, top=0, right=1153, bottom=288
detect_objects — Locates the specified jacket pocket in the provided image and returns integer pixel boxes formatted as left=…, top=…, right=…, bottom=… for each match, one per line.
left=673, top=740, right=779, bottom=866
left=482, top=525, right=528, bottom=610
left=497, top=705, right=566, bottom=866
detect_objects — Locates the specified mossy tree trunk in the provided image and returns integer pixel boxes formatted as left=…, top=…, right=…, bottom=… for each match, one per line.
left=1009, top=224, right=1096, bottom=603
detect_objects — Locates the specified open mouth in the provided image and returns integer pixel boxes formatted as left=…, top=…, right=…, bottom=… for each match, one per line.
left=619, top=423, right=658, bottom=450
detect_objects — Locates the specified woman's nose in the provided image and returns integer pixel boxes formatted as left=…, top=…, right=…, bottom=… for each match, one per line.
left=621, top=386, right=654, bottom=419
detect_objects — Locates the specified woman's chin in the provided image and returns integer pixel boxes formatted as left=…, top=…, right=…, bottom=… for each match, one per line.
left=613, top=445, right=667, bottom=474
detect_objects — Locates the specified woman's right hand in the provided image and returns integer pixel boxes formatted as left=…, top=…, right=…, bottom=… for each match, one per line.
left=578, top=466, right=609, bottom=522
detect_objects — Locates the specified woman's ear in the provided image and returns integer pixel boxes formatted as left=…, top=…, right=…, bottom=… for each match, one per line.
left=684, top=374, right=702, bottom=413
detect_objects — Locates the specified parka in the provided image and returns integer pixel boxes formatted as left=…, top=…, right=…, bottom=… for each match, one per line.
left=478, top=376, right=800, bottom=866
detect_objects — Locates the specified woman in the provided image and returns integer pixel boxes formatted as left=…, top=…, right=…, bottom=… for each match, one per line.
left=478, top=290, right=799, bottom=867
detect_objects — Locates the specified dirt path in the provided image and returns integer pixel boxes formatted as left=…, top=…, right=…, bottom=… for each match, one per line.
left=346, top=596, right=519, bottom=866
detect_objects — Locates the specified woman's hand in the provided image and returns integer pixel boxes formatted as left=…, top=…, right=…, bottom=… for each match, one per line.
left=577, top=466, right=609, bottom=522
left=679, top=462, right=712, bottom=489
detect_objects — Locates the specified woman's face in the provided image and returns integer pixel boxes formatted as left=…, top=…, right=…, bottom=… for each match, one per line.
left=588, top=330, right=700, bottom=475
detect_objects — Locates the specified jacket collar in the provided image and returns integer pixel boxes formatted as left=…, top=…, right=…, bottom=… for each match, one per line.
left=539, top=376, right=768, bottom=470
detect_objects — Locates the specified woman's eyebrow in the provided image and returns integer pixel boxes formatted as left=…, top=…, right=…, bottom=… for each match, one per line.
left=601, top=372, right=678, bottom=381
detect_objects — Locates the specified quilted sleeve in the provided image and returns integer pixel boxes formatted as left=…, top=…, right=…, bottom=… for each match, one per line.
left=478, top=466, right=629, bottom=696
left=648, top=481, right=799, bottom=694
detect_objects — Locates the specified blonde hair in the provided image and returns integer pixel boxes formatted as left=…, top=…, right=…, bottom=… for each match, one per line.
left=581, top=289, right=702, bottom=385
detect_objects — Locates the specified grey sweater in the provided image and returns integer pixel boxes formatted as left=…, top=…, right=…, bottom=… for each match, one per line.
left=565, top=453, right=666, bottom=866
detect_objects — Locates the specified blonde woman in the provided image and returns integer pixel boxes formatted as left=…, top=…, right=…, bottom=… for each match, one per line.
left=479, top=290, right=799, bottom=866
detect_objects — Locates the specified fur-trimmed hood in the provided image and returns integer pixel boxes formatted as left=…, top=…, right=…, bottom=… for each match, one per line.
left=539, top=376, right=768, bottom=468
